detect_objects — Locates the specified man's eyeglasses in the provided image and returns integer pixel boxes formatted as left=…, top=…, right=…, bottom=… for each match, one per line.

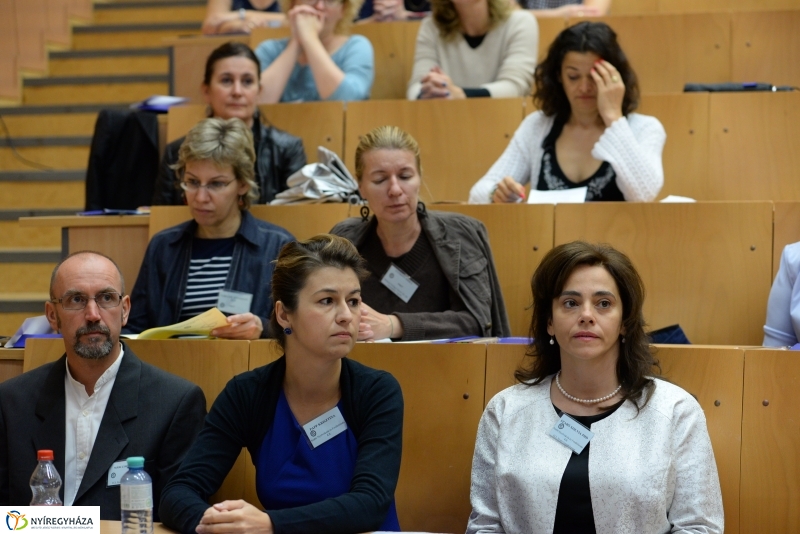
left=51, top=292, right=124, bottom=311
left=180, top=179, right=235, bottom=194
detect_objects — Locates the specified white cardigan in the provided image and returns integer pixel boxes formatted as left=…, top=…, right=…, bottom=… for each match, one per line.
left=468, top=110, right=666, bottom=203
left=467, top=376, right=724, bottom=534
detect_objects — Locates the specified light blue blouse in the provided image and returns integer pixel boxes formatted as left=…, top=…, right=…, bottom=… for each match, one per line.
left=764, top=241, right=800, bottom=346
left=255, top=35, right=374, bottom=102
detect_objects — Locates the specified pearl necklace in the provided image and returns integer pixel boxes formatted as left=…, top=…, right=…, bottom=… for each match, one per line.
left=555, top=371, right=622, bottom=404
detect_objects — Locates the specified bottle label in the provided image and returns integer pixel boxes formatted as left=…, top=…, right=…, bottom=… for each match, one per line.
left=120, top=483, right=152, bottom=510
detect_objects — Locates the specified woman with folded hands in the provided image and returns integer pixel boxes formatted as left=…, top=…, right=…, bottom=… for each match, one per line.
left=159, top=234, right=403, bottom=533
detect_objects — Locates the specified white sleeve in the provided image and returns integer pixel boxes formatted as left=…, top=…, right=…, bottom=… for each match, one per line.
left=592, top=114, right=666, bottom=202
left=407, top=17, right=439, bottom=100
left=466, top=397, right=506, bottom=534
left=667, top=397, right=724, bottom=533
left=468, top=113, right=541, bottom=204
left=481, top=12, right=538, bottom=98
left=763, top=243, right=800, bottom=346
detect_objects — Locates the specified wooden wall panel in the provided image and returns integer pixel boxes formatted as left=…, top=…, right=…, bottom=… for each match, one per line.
left=554, top=202, right=773, bottom=345
left=773, top=202, right=800, bottom=279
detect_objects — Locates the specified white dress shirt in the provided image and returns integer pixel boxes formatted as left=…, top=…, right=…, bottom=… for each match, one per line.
left=63, top=347, right=124, bottom=506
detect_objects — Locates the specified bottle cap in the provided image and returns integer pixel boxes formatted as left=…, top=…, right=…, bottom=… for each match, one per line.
left=37, top=450, right=54, bottom=461
left=126, top=456, right=145, bottom=468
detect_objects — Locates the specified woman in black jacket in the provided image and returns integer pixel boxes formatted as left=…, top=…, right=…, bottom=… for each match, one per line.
left=152, top=42, right=307, bottom=205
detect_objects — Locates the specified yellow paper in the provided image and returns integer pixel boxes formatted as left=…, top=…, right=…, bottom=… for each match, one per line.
left=135, top=308, right=229, bottom=340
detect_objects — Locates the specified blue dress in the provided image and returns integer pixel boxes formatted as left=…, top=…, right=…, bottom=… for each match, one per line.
left=257, top=391, right=400, bottom=530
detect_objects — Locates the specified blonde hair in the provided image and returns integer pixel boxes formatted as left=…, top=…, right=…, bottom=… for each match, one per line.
left=354, top=125, right=422, bottom=181
left=279, top=0, right=363, bottom=35
left=431, top=0, right=511, bottom=41
left=172, top=117, right=259, bottom=209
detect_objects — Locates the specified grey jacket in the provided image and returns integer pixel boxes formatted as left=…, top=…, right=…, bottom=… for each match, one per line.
left=331, top=209, right=511, bottom=339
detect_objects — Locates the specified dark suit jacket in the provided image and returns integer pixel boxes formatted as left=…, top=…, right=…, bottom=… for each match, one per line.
left=0, top=345, right=206, bottom=520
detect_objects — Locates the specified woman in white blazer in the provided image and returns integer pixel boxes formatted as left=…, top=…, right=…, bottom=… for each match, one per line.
left=467, top=241, right=723, bottom=534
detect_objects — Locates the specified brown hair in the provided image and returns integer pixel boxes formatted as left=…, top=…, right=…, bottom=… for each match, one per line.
left=431, top=0, right=510, bottom=42
left=269, top=234, right=369, bottom=347
left=203, top=41, right=260, bottom=86
left=354, top=125, right=422, bottom=182
left=515, top=241, right=658, bottom=410
left=171, top=117, right=259, bottom=209
left=534, top=21, right=640, bottom=119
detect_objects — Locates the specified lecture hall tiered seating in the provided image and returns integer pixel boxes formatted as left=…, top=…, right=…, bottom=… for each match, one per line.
left=2, top=0, right=800, bottom=532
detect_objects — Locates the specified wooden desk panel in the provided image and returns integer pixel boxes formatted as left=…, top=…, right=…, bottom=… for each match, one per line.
left=345, top=98, right=525, bottom=203
left=554, top=202, right=773, bottom=345
left=731, top=10, right=800, bottom=89
left=149, top=204, right=354, bottom=241
left=740, top=348, right=800, bottom=532
left=432, top=204, right=554, bottom=336
left=353, top=21, right=419, bottom=100
left=349, top=343, right=485, bottom=534
left=709, top=92, right=800, bottom=201
left=588, top=13, right=730, bottom=93
left=637, top=93, right=710, bottom=200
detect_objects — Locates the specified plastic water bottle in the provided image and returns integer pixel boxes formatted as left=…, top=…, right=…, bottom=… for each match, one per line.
left=30, top=450, right=63, bottom=506
left=120, top=457, right=153, bottom=534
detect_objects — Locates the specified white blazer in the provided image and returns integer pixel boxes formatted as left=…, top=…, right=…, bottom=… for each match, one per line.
left=467, top=376, right=724, bottom=534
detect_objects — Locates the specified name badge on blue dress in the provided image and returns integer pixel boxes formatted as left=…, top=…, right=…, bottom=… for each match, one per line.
left=549, top=414, right=594, bottom=454
left=302, top=406, right=348, bottom=449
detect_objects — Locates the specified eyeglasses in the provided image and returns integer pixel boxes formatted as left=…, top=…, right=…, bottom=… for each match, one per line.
left=297, top=0, right=342, bottom=6
left=180, top=179, right=236, bottom=194
left=51, top=291, right=124, bottom=311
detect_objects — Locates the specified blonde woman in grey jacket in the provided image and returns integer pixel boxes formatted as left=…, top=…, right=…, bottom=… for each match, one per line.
left=467, top=242, right=723, bottom=534
left=331, top=125, right=510, bottom=341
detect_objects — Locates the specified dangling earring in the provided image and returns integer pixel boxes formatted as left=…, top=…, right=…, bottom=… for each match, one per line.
left=283, top=327, right=292, bottom=335
left=238, top=195, right=245, bottom=208
left=621, top=336, right=626, bottom=343
left=549, top=336, right=555, bottom=345
left=360, top=205, right=370, bottom=222
left=205, top=104, right=213, bottom=118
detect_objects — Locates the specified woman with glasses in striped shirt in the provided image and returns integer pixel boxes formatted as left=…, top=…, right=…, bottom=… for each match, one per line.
left=126, top=118, right=294, bottom=340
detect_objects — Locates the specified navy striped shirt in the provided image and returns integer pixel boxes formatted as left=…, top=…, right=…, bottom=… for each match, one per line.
left=180, top=237, right=235, bottom=321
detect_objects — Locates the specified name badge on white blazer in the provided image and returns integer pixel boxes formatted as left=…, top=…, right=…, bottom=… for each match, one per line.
left=380, top=264, right=419, bottom=303
left=549, top=414, right=594, bottom=454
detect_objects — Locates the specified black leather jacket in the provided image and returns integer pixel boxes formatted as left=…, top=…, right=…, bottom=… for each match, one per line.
left=152, top=117, right=307, bottom=205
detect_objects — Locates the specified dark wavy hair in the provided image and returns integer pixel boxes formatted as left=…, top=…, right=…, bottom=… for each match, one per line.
left=203, top=41, right=261, bottom=86
left=534, top=21, right=640, bottom=119
left=515, top=241, right=659, bottom=411
left=269, top=234, right=369, bottom=348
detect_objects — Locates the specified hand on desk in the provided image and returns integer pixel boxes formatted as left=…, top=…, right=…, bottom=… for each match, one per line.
left=492, top=176, right=526, bottom=203
left=196, top=500, right=273, bottom=534
left=358, top=303, right=403, bottom=341
left=210, top=313, right=263, bottom=340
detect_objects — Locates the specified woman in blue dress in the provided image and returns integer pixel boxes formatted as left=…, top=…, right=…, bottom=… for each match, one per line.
left=160, top=234, right=403, bottom=534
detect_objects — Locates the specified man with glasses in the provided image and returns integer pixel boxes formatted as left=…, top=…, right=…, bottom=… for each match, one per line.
left=0, top=251, right=206, bottom=519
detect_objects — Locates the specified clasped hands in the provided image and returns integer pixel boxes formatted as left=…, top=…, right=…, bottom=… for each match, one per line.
left=288, top=5, right=324, bottom=44
left=418, top=66, right=466, bottom=100
left=197, top=500, right=273, bottom=534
